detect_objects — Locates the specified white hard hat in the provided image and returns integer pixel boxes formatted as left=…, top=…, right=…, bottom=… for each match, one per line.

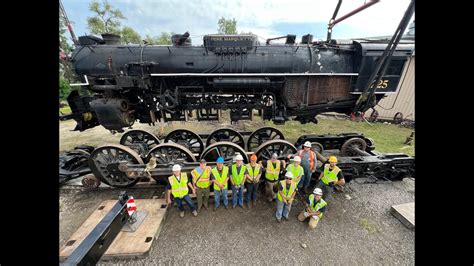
left=285, top=171, right=294, bottom=179
left=293, top=156, right=301, bottom=162
left=271, top=153, right=278, bottom=159
left=235, top=154, right=244, bottom=161
left=303, top=141, right=312, bottom=147
left=172, top=164, right=181, bottom=172
left=313, top=188, right=323, bottom=195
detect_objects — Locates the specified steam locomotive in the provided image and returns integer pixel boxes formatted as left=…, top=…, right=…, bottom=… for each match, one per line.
left=62, top=32, right=414, bottom=132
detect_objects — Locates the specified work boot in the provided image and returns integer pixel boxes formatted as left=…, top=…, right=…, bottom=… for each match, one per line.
left=277, top=218, right=282, bottom=223
left=224, top=205, right=229, bottom=210
left=213, top=206, right=217, bottom=211
left=192, top=210, right=198, bottom=217
left=247, top=202, right=252, bottom=209
left=241, top=204, right=245, bottom=209
left=203, top=205, right=208, bottom=210
left=283, top=216, right=289, bottom=221
left=197, top=206, right=201, bottom=212
left=253, top=201, right=257, bottom=207
left=180, top=211, right=185, bottom=218
left=232, top=205, right=236, bottom=209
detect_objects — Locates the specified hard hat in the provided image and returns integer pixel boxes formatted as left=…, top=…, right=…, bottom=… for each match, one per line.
left=200, top=159, right=206, bottom=163
left=250, top=154, right=257, bottom=161
left=172, top=164, right=181, bottom=172
left=293, top=156, right=301, bottom=162
left=216, top=157, right=224, bottom=163
left=285, top=171, right=294, bottom=179
left=328, top=156, right=337, bottom=163
left=271, top=153, right=278, bottom=159
left=313, top=188, right=323, bottom=195
left=303, top=141, right=312, bottom=147
left=235, top=154, right=244, bottom=161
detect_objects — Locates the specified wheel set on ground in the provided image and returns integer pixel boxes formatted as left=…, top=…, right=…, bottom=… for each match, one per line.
left=91, top=126, right=376, bottom=187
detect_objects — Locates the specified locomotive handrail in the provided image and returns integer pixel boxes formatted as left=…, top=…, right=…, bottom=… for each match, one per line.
left=150, top=73, right=359, bottom=77
left=70, top=75, right=89, bottom=87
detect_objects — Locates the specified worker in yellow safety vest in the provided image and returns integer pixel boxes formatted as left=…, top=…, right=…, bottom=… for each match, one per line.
left=230, top=154, right=247, bottom=209
left=298, top=188, right=327, bottom=229
left=191, top=159, right=212, bottom=211
left=245, top=154, right=262, bottom=208
left=275, top=171, right=297, bottom=222
left=285, top=156, right=304, bottom=189
left=316, top=156, right=345, bottom=200
left=262, top=153, right=286, bottom=202
left=166, top=164, right=198, bottom=218
left=211, top=157, right=229, bottom=211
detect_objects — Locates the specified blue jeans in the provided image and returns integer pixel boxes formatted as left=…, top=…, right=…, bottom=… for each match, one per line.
left=246, top=182, right=258, bottom=204
left=174, top=194, right=196, bottom=212
left=232, top=184, right=244, bottom=207
left=214, top=188, right=228, bottom=208
left=299, top=161, right=312, bottom=189
left=275, top=200, right=292, bottom=219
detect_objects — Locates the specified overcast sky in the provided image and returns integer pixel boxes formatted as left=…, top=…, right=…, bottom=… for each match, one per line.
left=62, top=0, right=414, bottom=45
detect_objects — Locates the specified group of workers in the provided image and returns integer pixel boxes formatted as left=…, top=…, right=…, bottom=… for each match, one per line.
left=165, top=141, right=345, bottom=230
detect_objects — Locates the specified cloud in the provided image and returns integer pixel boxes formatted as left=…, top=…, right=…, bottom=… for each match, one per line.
left=62, top=0, right=414, bottom=45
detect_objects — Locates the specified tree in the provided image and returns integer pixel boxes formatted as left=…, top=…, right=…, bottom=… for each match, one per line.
left=87, top=0, right=125, bottom=35
left=121, top=26, right=141, bottom=44
left=217, top=17, right=237, bottom=34
left=59, top=76, right=71, bottom=100
left=144, top=32, right=174, bottom=45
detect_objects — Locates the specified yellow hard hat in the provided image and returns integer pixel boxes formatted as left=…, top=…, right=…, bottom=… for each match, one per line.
left=328, top=156, right=337, bottom=163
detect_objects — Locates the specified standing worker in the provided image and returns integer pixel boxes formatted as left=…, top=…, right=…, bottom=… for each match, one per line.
left=297, top=141, right=317, bottom=193
left=262, top=153, right=286, bottom=202
left=230, top=154, right=247, bottom=209
left=316, top=156, right=345, bottom=200
left=191, top=159, right=212, bottom=212
left=245, top=154, right=262, bottom=208
left=286, top=156, right=304, bottom=190
left=166, top=164, right=198, bottom=218
left=211, top=157, right=229, bottom=211
left=275, top=172, right=297, bottom=222
left=297, top=188, right=327, bottom=229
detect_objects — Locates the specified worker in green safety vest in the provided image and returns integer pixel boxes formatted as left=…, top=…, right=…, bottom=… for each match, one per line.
left=230, top=154, right=247, bottom=209
left=316, top=156, right=345, bottom=200
left=191, top=159, right=212, bottom=212
left=211, top=156, right=229, bottom=211
left=245, top=154, right=261, bottom=208
left=262, top=153, right=286, bottom=202
left=275, top=171, right=297, bottom=222
left=298, top=188, right=327, bottom=229
left=285, top=156, right=304, bottom=189
left=166, top=164, right=198, bottom=218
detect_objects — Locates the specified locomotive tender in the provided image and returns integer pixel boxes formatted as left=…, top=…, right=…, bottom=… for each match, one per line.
left=61, top=0, right=414, bottom=133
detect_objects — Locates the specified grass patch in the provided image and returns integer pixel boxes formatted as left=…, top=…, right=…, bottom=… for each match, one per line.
left=60, top=105, right=71, bottom=114
left=59, top=113, right=414, bottom=156
left=263, top=116, right=414, bottom=156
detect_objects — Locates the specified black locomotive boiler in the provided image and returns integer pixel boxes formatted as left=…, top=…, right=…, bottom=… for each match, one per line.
left=62, top=32, right=413, bottom=132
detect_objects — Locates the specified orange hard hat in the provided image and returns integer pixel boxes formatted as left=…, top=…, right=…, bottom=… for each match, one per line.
left=250, top=154, right=257, bottom=161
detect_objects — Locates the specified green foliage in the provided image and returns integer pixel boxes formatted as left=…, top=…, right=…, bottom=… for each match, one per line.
left=87, top=0, right=125, bottom=34
left=144, top=32, right=174, bottom=45
left=59, top=77, right=71, bottom=100
left=121, top=26, right=141, bottom=44
left=217, top=17, right=237, bottom=34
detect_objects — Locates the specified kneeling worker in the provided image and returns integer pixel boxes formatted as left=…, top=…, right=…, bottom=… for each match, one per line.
left=166, top=164, right=198, bottom=218
left=298, top=188, right=326, bottom=229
